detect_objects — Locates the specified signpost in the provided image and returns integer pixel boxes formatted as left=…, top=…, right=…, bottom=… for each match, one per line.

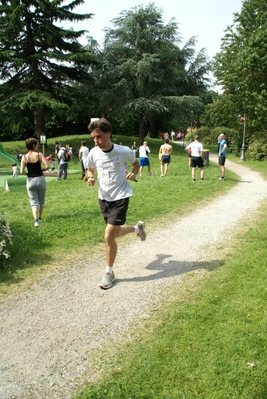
left=40, top=135, right=46, bottom=155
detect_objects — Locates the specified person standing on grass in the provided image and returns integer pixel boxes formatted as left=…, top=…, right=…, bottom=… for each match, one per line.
left=218, top=133, right=228, bottom=180
left=87, top=118, right=147, bottom=290
left=139, top=141, right=152, bottom=176
left=57, top=144, right=68, bottom=180
left=54, top=141, right=60, bottom=164
left=20, top=137, right=49, bottom=227
left=11, top=163, right=18, bottom=178
left=159, top=138, right=173, bottom=177
left=185, top=135, right=205, bottom=182
left=131, top=141, right=139, bottom=157
left=79, top=140, right=90, bottom=180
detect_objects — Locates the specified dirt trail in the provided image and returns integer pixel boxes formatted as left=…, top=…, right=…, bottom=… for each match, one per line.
left=1, top=154, right=267, bottom=399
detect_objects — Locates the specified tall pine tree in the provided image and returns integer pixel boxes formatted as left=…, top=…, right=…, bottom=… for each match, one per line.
left=0, top=0, right=93, bottom=139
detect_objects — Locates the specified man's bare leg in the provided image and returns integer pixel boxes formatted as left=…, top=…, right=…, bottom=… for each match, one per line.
left=105, top=224, right=135, bottom=266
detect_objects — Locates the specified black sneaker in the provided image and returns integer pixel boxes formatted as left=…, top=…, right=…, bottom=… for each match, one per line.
left=137, top=221, right=146, bottom=241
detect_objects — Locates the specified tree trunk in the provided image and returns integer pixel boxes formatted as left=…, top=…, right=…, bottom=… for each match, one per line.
left=138, top=114, right=145, bottom=145
left=35, top=106, right=46, bottom=143
left=148, top=119, right=155, bottom=137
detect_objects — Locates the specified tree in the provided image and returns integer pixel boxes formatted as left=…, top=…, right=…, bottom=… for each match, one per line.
left=213, top=0, right=267, bottom=132
left=96, top=3, right=210, bottom=142
left=0, top=0, right=94, bottom=140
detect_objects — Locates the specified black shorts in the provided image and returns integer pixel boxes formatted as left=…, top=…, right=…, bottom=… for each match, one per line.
left=191, top=156, right=204, bottom=168
left=161, top=155, right=171, bottom=164
left=99, top=197, right=129, bottom=226
left=218, top=156, right=226, bottom=166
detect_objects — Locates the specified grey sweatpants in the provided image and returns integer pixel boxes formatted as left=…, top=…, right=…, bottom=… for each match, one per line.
left=26, top=176, right=46, bottom=208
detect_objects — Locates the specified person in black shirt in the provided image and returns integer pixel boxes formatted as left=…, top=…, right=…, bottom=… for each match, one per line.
left=20, top=138, right=49, bottom=227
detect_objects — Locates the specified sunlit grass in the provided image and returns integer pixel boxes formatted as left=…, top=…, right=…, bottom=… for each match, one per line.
left=0, top=135, right=238, bottom=294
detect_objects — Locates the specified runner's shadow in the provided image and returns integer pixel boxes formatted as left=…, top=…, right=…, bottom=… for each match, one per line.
left=118, top=253, right=223, bottom=284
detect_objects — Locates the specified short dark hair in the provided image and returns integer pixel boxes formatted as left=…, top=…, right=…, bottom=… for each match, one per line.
left=88, top=118, right=112, bottom=137
left=81, top=140, right=86, bottom=146
left=25, top=138, right=38, bottom=150
left=164, top=138, right=169, bottom=143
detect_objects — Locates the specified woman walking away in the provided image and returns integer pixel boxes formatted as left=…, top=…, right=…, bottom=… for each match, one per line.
left=20, top=138, right=48, bottom=227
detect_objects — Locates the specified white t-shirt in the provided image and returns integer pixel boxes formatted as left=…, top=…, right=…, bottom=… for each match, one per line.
left=79, top=146, right=89, bottom=168
left=88, top=143, right=136, bottom=201
left=58, top=148, right=66, bottom=164
left=185, top=141, right=203, bottom=157
left=139, top=145, right=150, bottom=158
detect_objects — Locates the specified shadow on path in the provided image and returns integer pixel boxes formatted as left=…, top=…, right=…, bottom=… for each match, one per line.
left=116, top=253, right=223, bottom=284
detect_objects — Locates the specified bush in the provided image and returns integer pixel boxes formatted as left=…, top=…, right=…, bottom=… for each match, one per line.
left=0, top=212, right=13, bottom=260
left=195, top=127, right=213, bottom=144
left=246, top=132, right=267, bottom=160
left=197, top=126, right=242, bottom=155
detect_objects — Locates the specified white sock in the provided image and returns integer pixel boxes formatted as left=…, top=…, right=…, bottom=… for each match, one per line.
left=106, top=266, right=113, bottom=274
left=134, top=226, right=139, bottom=234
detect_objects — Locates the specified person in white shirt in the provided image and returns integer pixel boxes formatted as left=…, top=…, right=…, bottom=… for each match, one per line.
left=185, top=135, right=205, bottom=181
left=57, top=144, right=68, bottom=180
left=139, top=141, right=152, bottom=176
left=79, top=140, right=90, bottom=180
left=87, top=118, right=147, bottom=290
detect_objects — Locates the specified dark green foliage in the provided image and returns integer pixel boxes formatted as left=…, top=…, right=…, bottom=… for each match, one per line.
left=197, top=126, right=242, bottom=155
left=98, top=4, right=210, bottom=142
left=212, top=0, right=267, bottom=134
left=0, top=2, right=212, bottom=142
left=0, top=0, right=94, bottom=139
left=246, top=132, right=267, bottom=160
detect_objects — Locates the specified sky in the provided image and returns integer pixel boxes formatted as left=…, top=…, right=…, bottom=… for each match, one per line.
left=66, top=0, right=243, bottom=60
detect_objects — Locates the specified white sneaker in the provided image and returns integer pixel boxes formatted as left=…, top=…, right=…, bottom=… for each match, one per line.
left=99, top=272, right=115, bottom=289
left=34, top=220, right=40, bottom=227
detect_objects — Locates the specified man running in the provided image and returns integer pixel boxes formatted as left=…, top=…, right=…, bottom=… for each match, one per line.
left=87, top=118, right=147, bottom=289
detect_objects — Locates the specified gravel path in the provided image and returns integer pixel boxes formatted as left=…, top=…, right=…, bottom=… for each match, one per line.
left=1, top=154, right=267, bottom=399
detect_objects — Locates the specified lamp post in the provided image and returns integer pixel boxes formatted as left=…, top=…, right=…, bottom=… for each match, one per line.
left=240, top=108, right=247, bottom=161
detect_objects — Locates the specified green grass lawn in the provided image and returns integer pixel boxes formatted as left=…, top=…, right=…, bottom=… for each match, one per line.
left=1, top=135, right=267, bottom=399
left=0, top=135, right=238, bottom=294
